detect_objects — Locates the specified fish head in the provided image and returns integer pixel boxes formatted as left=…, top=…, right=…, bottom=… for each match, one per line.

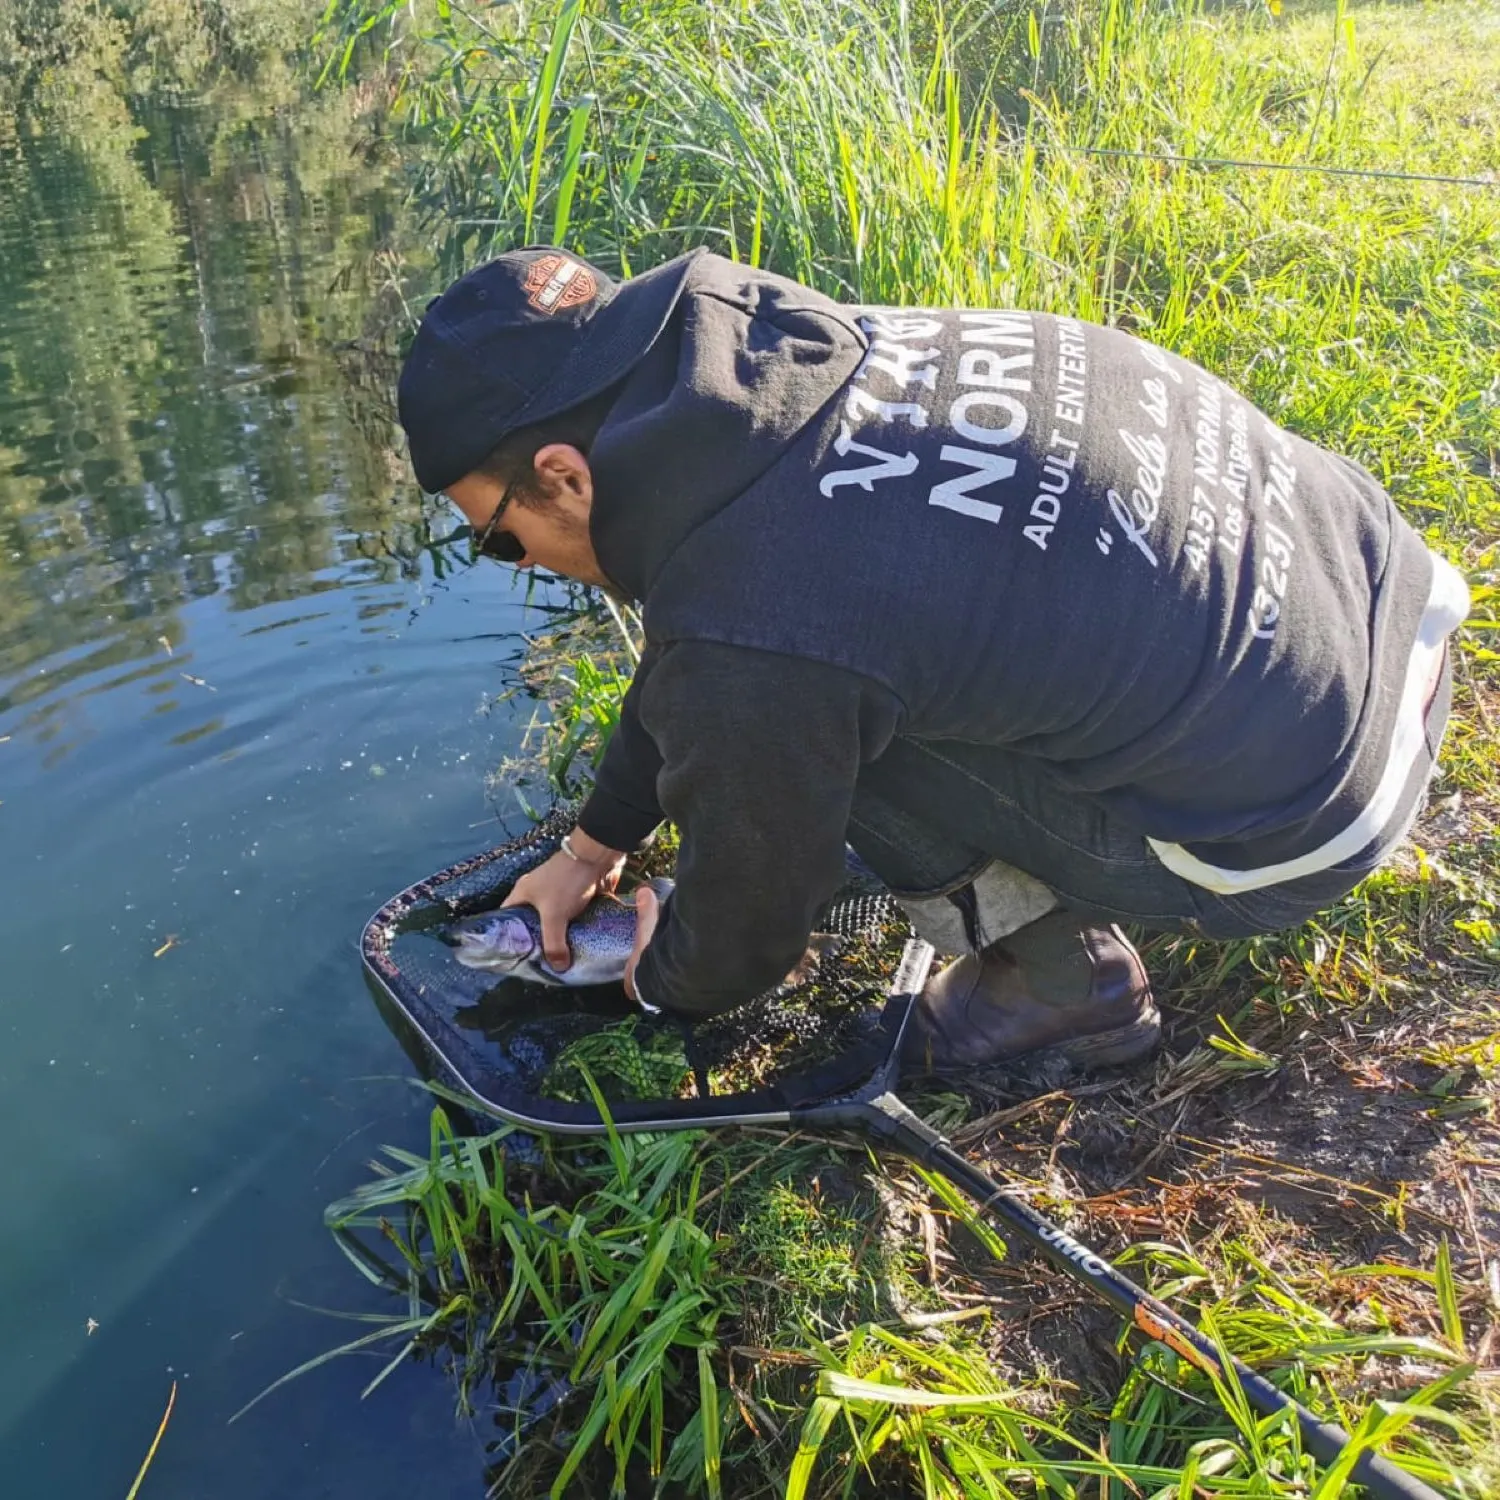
left=448, top=910, right=540, bottom=973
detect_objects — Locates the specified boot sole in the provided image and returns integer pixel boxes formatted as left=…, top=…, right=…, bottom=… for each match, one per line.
left=1038, top=1002, right=1162, bottom=1070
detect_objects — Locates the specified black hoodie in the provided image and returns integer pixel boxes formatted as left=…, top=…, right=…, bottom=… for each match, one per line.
left=576, top=253, right=1466, bottom=1017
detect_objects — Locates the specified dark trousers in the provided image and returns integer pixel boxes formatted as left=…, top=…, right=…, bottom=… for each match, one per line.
left=846, top=657, right=1452, bottom=942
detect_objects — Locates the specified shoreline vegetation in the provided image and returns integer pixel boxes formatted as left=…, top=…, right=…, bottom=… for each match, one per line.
left=179, top=0, right=1500, bottom=1494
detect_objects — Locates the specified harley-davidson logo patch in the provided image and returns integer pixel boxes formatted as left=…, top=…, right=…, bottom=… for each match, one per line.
left=523, top=255, right=597, bottom=315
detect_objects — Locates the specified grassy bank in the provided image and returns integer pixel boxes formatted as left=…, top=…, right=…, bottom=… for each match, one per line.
left=310, top=1, right=1499, bottom=1494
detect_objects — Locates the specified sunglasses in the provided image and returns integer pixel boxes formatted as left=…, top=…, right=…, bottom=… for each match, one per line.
left=467, top=480, right=525, bottom=565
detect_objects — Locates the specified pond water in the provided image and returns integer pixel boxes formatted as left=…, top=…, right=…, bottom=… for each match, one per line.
left=0, top=80, right=550, bottom=1497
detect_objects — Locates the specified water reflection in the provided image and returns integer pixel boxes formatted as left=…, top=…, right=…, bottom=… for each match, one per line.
left=0, top=36, right=521, bottom=1498
left=0, top=78, right=430, bottom=760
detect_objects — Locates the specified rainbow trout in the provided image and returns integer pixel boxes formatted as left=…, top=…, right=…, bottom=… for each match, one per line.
left=447, top=878, right=674, bottom=987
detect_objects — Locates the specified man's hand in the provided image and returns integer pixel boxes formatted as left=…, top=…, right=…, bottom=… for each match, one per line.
left=624, top=882, right=660, bottom=1004
left=501, top=828, right=627, bottom=974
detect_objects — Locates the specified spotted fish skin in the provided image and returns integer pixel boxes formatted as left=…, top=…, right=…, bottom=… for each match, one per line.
left=448, top=879, right=673, bottom=987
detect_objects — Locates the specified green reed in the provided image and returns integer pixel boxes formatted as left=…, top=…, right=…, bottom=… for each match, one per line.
left=243, top=1099, right=731, bottom=1497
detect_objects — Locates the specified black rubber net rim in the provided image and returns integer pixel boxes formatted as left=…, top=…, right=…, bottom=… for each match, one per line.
left=361, top=805, right=914, bottom=1132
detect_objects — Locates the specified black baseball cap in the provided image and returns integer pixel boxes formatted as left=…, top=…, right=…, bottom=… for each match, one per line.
left=397, top=245, right=703, bottom=495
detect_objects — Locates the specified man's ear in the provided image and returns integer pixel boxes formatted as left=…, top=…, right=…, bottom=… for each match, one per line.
left=532, top=443, right=592, bottom=502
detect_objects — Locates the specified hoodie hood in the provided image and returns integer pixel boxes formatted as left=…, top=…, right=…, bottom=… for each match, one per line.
left=586, top=254, right=867, bottom=602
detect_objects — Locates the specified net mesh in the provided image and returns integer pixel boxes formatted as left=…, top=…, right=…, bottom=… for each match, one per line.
left=361, top=805, right=916, bottom=1128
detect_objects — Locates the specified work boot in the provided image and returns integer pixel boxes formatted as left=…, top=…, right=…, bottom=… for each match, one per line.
left=903, top=912, right=1160, bottom=1075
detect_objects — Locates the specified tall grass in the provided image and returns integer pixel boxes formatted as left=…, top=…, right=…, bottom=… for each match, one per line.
left=320, top=0, right=1498, bottom=571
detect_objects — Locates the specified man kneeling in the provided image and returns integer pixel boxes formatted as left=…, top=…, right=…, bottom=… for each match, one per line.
left=398, top=246, right=1469, bottom=1074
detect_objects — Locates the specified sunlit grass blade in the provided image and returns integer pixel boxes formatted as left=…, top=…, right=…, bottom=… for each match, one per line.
left=552, top=98, right=591, bottom=245
left=523, top=0, right=583, bottom=240
left=1433, top=1237, right=1465, bottom=1355
left=697, top=1345, right=722, bottom=1500
left=785, top=1393, right=842, bottom=1500
left=229, top=1314, right=436, bottom=1423
left=123, top=1382, right=176, bottom=1500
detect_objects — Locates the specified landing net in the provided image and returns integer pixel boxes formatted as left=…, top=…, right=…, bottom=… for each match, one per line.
left=361, top=805, right=916, bottom=1131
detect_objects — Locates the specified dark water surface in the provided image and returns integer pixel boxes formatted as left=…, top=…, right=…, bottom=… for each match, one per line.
left=0, top=85, right=546, bottom=1497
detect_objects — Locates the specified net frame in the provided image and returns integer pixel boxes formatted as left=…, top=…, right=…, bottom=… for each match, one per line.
left=360, top=807, right=915, bottom=1133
